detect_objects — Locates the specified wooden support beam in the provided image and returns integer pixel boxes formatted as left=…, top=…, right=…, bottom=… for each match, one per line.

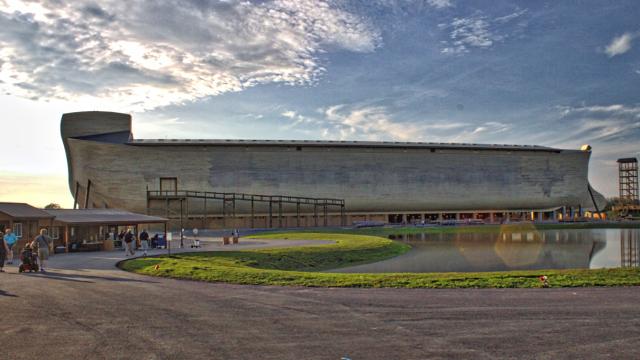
left=84, top=179, right=92, bottom=209
left=314, top=204, right=318, bottom=227
left=251, top=197, right=255, bottom=228
left=222, top=198, right=226, bottom=228
left=73, top=182, right=80, bottom=209
left=323, top=204, right=328, bottom=227
left=202, top=197, right=207, bottom=229
left=64, top=225, right=69, bottom=253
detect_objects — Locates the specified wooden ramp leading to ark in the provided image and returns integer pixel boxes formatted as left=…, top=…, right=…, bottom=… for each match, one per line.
left=146, top=189, right=346, bottom=228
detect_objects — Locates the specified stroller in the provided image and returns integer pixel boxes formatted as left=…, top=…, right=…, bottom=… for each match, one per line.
left=18, top=246, right=39, bottom=273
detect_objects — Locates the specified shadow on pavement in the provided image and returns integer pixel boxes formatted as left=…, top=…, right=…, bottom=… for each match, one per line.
left=0, top=289, right=18, bottom=297
left=13, top=271, right=160, bottom=284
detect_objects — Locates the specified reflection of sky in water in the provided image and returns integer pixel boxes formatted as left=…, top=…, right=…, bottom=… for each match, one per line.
left=334, top=228, right=640, bottom=273
left=589, top=229, right=622, bottom=269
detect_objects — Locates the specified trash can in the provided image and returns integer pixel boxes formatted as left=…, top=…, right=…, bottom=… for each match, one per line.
left=103, top=239, right=114, bottom=251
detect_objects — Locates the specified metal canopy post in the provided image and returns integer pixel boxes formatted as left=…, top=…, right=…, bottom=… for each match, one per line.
left=268, top=199, right=273, bottom=228
left=164, top=222, right=168, bottom=256
left=296, top=202, right=300, bottom=227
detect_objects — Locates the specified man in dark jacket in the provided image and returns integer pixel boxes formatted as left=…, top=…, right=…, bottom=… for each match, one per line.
left=139, top=229, right=149, bottom=256
left=123, top=229, right=135, bottom=256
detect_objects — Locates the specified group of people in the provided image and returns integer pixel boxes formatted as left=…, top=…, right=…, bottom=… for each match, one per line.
left=117, top=228, right=150, bottom=257
left=1, top=228, right=51, bottom=273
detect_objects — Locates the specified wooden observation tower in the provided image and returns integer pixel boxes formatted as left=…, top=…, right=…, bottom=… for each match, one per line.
left=616, top=157, right=640, bottom=218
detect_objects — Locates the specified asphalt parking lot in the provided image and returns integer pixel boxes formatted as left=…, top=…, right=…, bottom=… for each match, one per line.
left=1, top=242, right=639, bottom=360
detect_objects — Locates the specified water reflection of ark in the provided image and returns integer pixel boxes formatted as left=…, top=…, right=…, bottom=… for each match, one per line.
left=335, top=229, right=640, bottom=273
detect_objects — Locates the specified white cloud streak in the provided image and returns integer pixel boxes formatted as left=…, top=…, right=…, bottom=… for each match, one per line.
left=279, top=104, right=512, bottom=145
left=555, top=104, right=640, bottom=144
left=426, top=0, right=453, bottom=9
left=0, top=0, right=381, bottom=111
left=440, top=9, right=527, bottom=54
left=605, top=32, right=636, bottom=57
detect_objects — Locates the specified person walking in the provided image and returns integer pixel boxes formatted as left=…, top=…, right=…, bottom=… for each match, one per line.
left=123, top=229, right=135, bottom=256
left=117, top=230, right=126, bottom=249
left=139, top=229, right=149, bottom=256
left=192, top=228, right=200, bottom=248
left=0, top=231, right=9, bottom=272
left=32, top=229, right=51, bottom=272
left=4, top=228, right=17, bottom=264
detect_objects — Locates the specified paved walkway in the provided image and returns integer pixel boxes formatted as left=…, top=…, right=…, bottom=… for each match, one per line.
left=19, top=237, right=332, bottom=271
left=1, top=238, right=639, bottom=359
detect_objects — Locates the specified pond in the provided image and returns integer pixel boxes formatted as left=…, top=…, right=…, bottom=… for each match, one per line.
left=335, top=228, right=640, bottom=273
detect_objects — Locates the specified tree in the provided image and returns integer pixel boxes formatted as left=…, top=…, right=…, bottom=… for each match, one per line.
left=44, top=203, right=62, bottom=209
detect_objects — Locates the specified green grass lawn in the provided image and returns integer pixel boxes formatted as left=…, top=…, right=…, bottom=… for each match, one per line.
left=120, top=229, right=640, bottom=288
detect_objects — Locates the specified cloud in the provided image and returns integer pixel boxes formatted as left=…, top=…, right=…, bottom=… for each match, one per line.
left=548, top=103, right=640, bottom=197
left=494, top=9, right=528, bottom=23
left=440, top=9, right=527, bottom=54
left=605, top=32, right=636, bottom=57
left=426, top=0, right=453, bottom=9
left=447, top=121, right=511, bottom=143
left=555, top=104, right=640, bottom=144
left=281, top=111, right=297, bottom=119
left=322, top=105, right=423, bottom=141
left=0, top=0, right=381, bottom=111
left=279, top=104, right=511, bottom=145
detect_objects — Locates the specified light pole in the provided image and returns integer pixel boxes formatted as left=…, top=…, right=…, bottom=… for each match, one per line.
left=180, top=199, right=184, bottom=248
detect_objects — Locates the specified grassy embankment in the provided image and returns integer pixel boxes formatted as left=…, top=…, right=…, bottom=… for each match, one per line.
left=121, top=224, right=640, bottom=288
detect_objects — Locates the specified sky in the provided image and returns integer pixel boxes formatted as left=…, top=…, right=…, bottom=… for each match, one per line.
left=0, top=0, right=639, bottom=208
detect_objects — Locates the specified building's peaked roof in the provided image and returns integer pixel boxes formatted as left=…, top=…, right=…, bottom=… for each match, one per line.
left=0, top=202, right=54, bottom=219
left=45, top=208, right=167, bottom=225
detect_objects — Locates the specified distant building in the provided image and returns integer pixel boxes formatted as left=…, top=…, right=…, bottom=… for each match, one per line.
left=0, top=202, right=166, bottom=252
left=61, top=111, right=606, bottom=229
